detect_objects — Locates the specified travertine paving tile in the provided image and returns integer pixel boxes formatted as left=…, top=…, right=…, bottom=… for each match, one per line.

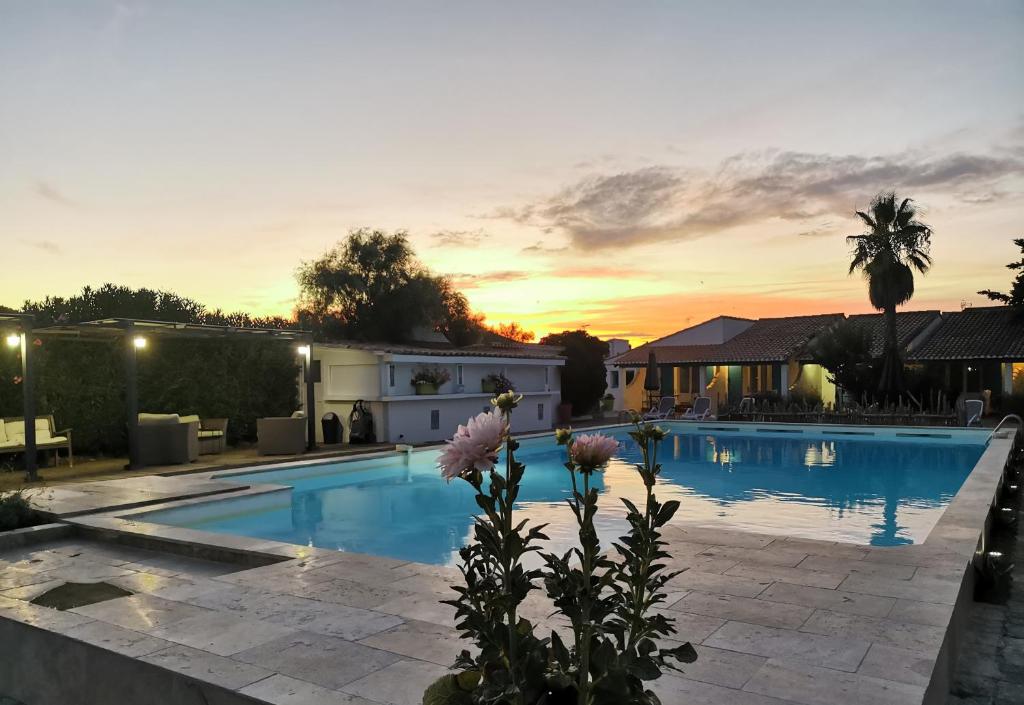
left=698, top=544, right=809, bottom=568
left=72, top=593, right=210, bottom=631
left=800, top=609, right=945, bottom=652
left=651, top=672, right=792, bottom=705
left=856, top=643, right=935, bottom=687
left=299, top=577, right=416, bottom=610
left=149, top=610, right=297, bottom=656
left=358, top=619, right=465, bottom=666
left=759, top=582, right=895, bottom=618
left=340, top=658, right=451, bottom=705
left=743, top=659, right=925, bottom=705
left=247, top=594, right=404, bottom=641
left=666, top=570, right=772, bottom=597
left=653, top=609, right=728, bottom=644
left=64, top=620, right=174, bottom=657
left=0, top=595, right=95, bottom=631
left=896, top=597, right=960, bottom=626
left=240, top=673, right=381, bottom=705
left=703, top=621, right=870, bottom=671
left=374, top=591, right=459, bottom=626
left=140, top=643, right=274, bottom=690
left=233, top=631, right=402, bottom=690
left=674, top=644, right=768, bottom=689
left=838, top=574, right=960, bottom=604
left=796, top=555, right=916, bottom=580
left=665, top=526, right=775, bottom=549
left=670, top=591, right=813, bottom=630
left=725, top=562, right=845, bottom=589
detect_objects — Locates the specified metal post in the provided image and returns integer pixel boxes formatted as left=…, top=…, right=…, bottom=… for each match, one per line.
left=21, top=327, right=38, bottom=482
left=305, top=352, right=316, bottom=451
left=125, top=327, right=140, bottom=470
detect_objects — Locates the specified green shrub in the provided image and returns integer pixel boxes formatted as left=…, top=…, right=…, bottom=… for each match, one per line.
left=0, top=491, right=41, bottom=531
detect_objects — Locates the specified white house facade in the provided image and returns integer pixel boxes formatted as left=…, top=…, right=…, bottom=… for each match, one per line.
left=303, top=340, right=565, bottom=444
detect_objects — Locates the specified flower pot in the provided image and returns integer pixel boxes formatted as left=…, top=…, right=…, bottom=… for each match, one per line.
left=601, top=397, right=614, bottom=412
left=481, top=379, right=496, bottom=393
left=415, top=382, right=439, bottom=395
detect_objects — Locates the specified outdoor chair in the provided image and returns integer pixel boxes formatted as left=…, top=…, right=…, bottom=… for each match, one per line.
left=178, top=415, right=229, bottom=455
left=680, top=396, right=712, bottom=421
left=257, top=416, right=307, bottom=455
left=964, top=399, right=984, bottom=427
left=0, top=415, right=73, bottom=467
left=643, top=396, right=677, bottom=420
left=136, top=413, right=199, bottom=467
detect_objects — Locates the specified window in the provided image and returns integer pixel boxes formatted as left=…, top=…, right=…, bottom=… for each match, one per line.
left=456, top=364, right=464, bottom=386
left=678, top=367, right=698, bottom=394
left=610, top=370, right=620, bottom=389
left=625, top=370, right=636, bottom=385
left=388, top=364, right=395, bottom=387
left=430, top=409, right=440, bottom=430
left=537, top=403, right=544, bottom=420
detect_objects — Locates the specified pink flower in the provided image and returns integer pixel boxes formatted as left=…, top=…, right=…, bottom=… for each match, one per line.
left=438, top=411, right=507, bottom=482
left=569, top=433, right=619, bottom=472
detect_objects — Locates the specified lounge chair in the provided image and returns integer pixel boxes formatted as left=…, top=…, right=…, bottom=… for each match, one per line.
left=680, top=396, right=712, bottom=421
left=137, top=413, right=199, bottom=466
left=643, top=397, right=677, bottom=420
left=178, top=415, right=228, bottom=455
left=257, top=415, right=307, bottom=455
left=964, top=399, right=984, bottom=427
left=0, top=415, right=74, bottom=467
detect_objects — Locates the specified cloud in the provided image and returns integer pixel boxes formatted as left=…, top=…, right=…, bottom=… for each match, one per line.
left=447, top=270, right=532, bottom=289
left=430, top=229, right=487, bottom=247
left=520, top=240, right=568, bottom=255
left=20, top=239, right=62, bottom=255
left=34, top=181, right=79, bottom=208
left=494, top=146, right=1024, bottom=250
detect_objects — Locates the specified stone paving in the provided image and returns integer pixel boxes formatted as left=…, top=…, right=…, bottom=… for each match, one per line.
left=0, top=428, right=1015, bottom=705
left=947, top=494, right=1024, bottom=705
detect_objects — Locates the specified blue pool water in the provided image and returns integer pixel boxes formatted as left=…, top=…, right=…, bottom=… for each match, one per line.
left=142, top=425, right=987, bottom=565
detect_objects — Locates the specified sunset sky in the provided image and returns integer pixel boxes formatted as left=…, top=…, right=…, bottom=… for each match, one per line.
left=2, top=1, right=1022, bottom=344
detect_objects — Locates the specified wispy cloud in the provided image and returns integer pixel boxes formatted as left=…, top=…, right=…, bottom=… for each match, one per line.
left=447, top=270, right=532, bottom=289
left=520, top=240, right=568, bottom=255
left=20, top=239, right=62, bottom=255
left=34, top=181, right=80, bottom=208
left=430, top=229, right=488, bottom=247
left=494, top=146, right=1024, bottom=250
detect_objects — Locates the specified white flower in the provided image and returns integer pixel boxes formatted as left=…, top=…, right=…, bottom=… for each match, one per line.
left=438, top=411, right=507, bottom=482
left=569, top=433, right=619, bottom=472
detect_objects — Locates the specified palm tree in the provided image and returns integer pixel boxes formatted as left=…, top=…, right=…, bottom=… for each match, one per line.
left=846, top=192, right=933, bottom=394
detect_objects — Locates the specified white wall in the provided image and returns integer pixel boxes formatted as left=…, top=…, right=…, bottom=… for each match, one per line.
left=653, top=316, right=752, bottom=346
left=385, top=393, right=559, bottom=444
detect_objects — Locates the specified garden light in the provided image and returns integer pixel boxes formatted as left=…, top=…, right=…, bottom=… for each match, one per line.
left=5, top=333, right=20, bottom=348
left=133, top=335, right=147, bottom=349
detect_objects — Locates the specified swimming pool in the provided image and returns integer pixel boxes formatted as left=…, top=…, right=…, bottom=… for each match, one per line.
left=140, top=423, right=988, bottom=566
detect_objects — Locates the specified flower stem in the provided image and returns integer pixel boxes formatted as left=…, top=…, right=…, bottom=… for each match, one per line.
left=578, top=470, right=593, bottom=705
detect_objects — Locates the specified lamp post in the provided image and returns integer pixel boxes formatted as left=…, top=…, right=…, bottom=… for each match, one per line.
left=298, top=344, right=316, bottom=451
left=6, top=327, right=38, bottom=481
left=124, top=326, right=147, bottom=470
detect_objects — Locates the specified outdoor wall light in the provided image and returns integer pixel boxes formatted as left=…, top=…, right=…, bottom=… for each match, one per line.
left=297, top=345, right=311, bottom=358
left=5, top=333, right=20, bottom=348
left=133, top=335, right=147, bottom=349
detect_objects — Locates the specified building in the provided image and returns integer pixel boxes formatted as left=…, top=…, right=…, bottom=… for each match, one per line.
left=305, top=335, right=565, bottom=444
left=907, top=306, right=1024, bottom=398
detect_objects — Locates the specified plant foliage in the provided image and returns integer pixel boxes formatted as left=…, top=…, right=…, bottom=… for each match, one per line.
left=538, top=330, right=608, bottom=416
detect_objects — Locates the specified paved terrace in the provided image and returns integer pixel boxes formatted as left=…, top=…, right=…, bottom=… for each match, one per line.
left=0, top=429, right=1016, bottom=705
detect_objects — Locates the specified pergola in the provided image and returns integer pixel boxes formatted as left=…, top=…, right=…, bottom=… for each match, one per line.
left=31, top=318, right=315, bottom=470
left=1, top=312, right=40, bottom=480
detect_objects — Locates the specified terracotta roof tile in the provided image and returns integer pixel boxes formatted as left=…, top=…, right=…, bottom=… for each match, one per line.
left=907, top=306, right=1024, bottom=361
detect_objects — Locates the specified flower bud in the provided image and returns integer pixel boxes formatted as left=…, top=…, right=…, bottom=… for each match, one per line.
left=554, top=428, right=573, bottom=445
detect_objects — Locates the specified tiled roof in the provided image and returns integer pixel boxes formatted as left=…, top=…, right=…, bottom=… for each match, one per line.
left=907, top=306, right=1024, bottom=361
left=612, top=344, right=725, bottom=366
left=614, top=314, right=843, bottom=366
left=797, top=310, right=941, bottom=360
left=319, top=339, right=564, bottom=360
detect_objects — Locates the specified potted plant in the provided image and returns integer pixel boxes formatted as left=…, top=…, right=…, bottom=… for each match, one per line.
left=481, top=372, right=513, bottom=394
left=410, top=366, right=451, bottom=395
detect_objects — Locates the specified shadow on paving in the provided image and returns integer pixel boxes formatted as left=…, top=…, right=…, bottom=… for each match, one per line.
left=947, top=486, right=1024, bottom=705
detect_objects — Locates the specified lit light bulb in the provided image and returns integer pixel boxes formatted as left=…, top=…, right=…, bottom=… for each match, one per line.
left=5, top=333, right=20, bottom=348
left=133, top=336, right=147, bottom=349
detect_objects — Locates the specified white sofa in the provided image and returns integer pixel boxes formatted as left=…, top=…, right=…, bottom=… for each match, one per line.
left=0, top=416, right=73, bottom=467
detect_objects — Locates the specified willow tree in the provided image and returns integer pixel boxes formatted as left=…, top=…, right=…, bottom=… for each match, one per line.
left=846, top=192, right=933, bottom=394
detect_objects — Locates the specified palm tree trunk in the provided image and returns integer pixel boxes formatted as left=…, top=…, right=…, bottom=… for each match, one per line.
left=878, top=306, right=903, bottom=394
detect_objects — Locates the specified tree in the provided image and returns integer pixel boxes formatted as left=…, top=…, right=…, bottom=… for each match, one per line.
left=297, top=229, right=481, bottom=344
left=846, top=192, right=932, bottom=393
left=539, top=329, right=608, bottom=415
left=487, top=321, right=535, bottom=343
left=978, top=237, right=1024, bottom=309
left=809, top=321, right=877, bottom=401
